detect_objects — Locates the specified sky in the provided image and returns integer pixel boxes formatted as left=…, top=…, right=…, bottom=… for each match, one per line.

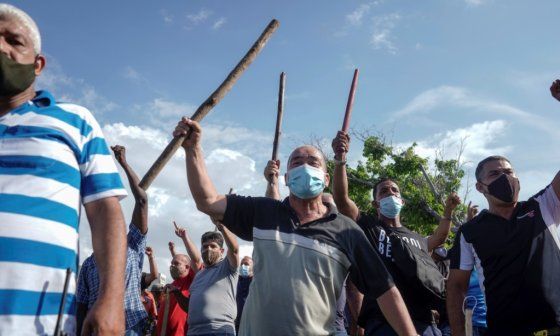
left=11, top=0, right=560, bottom=280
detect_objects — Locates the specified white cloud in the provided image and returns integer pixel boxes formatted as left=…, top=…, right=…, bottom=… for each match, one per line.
left=370, top=13, right=401, bottom=54
left=400, top=120, right=512, bottom=165
left=160, top=9, right=173, bottom=24
left=346, top=4, right=371, bottom=26
left=391, top=85, right=558, bottom=137
left=465, top=0, right=485, bottom=6
left=37, top=58, right=118, bottom=115
left=212, top=17, right=227, bottom=30
left=187, top=9, right=212, bottom=26
left=79, top=121, right=284, bottom=279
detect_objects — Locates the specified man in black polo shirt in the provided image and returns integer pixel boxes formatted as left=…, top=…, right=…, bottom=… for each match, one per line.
left=447, top=154, right=560, bottom=335
left=331, top=132, right=461, bottom=336
left=172, top=118, right=418, bottom=336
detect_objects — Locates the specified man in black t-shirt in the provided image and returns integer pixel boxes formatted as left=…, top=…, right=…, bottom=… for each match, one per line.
left=447, top=153, right=560, bottom=336
left=172, top=118, right=418, bottom=336
left=331, top=131, right=461, bottom=336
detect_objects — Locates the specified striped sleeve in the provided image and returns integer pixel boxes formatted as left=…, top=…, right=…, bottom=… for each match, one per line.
left=68, top=105, right=127, bottom=204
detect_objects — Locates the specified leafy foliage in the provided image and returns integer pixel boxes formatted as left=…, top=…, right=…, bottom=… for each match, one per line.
left=327, top=135, right=468, bottom=238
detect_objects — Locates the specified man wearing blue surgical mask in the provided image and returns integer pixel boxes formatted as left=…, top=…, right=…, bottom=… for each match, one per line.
left=173, top=118, right=418, bottom=336
left=331, top=131, right=460, bottom=336
left=235, top=256, right=253, bottom=333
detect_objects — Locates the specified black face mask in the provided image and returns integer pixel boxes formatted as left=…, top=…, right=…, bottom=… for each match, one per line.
left=483, top=174, right=520, bottom=203
left=0, top=52, right=36, bottom=96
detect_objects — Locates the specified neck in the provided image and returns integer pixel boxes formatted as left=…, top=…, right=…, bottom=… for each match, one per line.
left=380, top=215, right=402, bottom=228
left=0, top=86, right=36, bottom=117
left=288, top=193, right=328, bottom=224
left=488, top=202, right=517, bottom=220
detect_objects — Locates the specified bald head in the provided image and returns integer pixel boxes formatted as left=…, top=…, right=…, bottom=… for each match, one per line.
left=288, top=145, right=327, bottom=172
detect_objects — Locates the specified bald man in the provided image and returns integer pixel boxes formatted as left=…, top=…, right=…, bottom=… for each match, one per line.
left=173, top=118, right=418, bottom=336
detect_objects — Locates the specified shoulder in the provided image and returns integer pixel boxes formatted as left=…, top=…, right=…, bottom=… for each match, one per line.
left=459, top=210, right=489, bottom=239
left=356, top=212, right=379, bottom=228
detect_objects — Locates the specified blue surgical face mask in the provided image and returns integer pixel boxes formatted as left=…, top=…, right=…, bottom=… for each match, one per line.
left=240, top=264, right=251, bottom=277
left=286, top=164, right=326, bottom=199
left=378, top=195, right=403, bottom=218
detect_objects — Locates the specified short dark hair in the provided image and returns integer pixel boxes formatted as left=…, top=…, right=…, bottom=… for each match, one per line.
left=475, top=155, right=511, bottom=181
left=201, top=231, right=224, bottom=248
left=372, top=177, right=397, bottom=200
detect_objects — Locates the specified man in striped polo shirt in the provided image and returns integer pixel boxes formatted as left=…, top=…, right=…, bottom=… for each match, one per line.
left=0, top=4, right=128, bottom=335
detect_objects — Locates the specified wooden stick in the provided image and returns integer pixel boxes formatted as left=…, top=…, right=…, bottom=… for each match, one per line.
left=161, top=290, right=171, bottom=335
left=341, top=69, right=359, bottom=132
left=54, top=268, right=71, bottom=336
left=139, top=19, right=281, bottom=190
left=271, top=72, right=285, bottom=161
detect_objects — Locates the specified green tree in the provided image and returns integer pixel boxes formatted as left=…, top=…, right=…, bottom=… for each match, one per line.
left=326, top=134, right=468, bottom=238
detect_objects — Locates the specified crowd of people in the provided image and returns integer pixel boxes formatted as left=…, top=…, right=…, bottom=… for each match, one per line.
left=1, top=3, right=559, bottom=336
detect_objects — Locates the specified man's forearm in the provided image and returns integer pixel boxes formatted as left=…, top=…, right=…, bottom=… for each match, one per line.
left=185, top=146, right=221, bottom=217
left=86, top=197, right=127, bottom=304
left=221, top=226, right=239, bottom=267
left=121, top=162, right=149, bottom=234
left=447, top=284, right=466, bottom=336
left=377, top=286, right=417, bottom=336
left=265, top=181, right=281, bottom=200
left=147, top=255, right=159, bottom=283
left=346, top=280, right=364, bottom=323
left=332, top=163, right=359, bottom=221
left=181, top=235, right=202, bottom=270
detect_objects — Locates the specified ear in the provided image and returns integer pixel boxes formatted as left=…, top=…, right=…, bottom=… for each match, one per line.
left=372, top=200, right=379, bottom=209
left=323, top=172, right=330, bottom=188
left=475, top=181, right=484, bottom=193
left=34, top=54, right=46, bottom=76
left=220, top=248, right=225, bottom=254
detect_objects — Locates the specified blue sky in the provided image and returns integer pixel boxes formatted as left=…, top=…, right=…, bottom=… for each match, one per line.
left=11, top=0, right=560, bottom=275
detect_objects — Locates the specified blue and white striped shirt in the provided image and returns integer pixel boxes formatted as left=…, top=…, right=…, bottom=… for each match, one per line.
left=0, top=91, right=127, bottom=336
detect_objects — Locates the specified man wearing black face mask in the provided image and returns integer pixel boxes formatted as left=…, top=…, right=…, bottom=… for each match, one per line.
left=447, top=154, right=560, bottom=336
left=0, top=4, right=128, bottom=335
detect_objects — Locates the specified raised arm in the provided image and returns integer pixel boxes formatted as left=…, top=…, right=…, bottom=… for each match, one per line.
left=215, top=220, right=240, bottom=269
left=82, top=197, right=127, bottom=335
left=168, top=241, right=177, bottom=258
left=427, top=192, right=461, bottom=251
left=331, top=131, right=360, bottom=221
left=111, top=145, right=148, bottom=234
left=264, top=159, right=281, bottom=200
left=447, top=269, right=472, bottom=336
left=174, top=221, right=203, bottom=273
left=174, top=118, right=227, bottom=220
left=144, top=247, right=159, bottom=285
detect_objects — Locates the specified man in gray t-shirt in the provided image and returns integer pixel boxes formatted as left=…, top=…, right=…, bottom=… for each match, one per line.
left=171, top=222, right=239, bottom=336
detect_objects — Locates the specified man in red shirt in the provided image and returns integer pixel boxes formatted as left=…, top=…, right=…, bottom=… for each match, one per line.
left=157, top=224, right=202, bottom=335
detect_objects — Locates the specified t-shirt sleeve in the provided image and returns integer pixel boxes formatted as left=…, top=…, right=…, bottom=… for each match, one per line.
left=346, top=226, right=395, bottom=299
left=222, top=195, right=262, bottom=241
left=449, top=228, right=475, bottom=271
left=77, top=109, right=127, bottom=204
left=534, top=184, right=560, bottom=228
left=76, top=261, right=90, bottom=304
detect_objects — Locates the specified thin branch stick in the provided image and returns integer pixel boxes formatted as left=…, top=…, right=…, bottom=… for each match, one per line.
left=341, top=69, right=359, bottom=132
left=139, top=19, right=280, bottom=190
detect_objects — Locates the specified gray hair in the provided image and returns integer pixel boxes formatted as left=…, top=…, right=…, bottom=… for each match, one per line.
left=0, top=4, right=41, bottom=54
